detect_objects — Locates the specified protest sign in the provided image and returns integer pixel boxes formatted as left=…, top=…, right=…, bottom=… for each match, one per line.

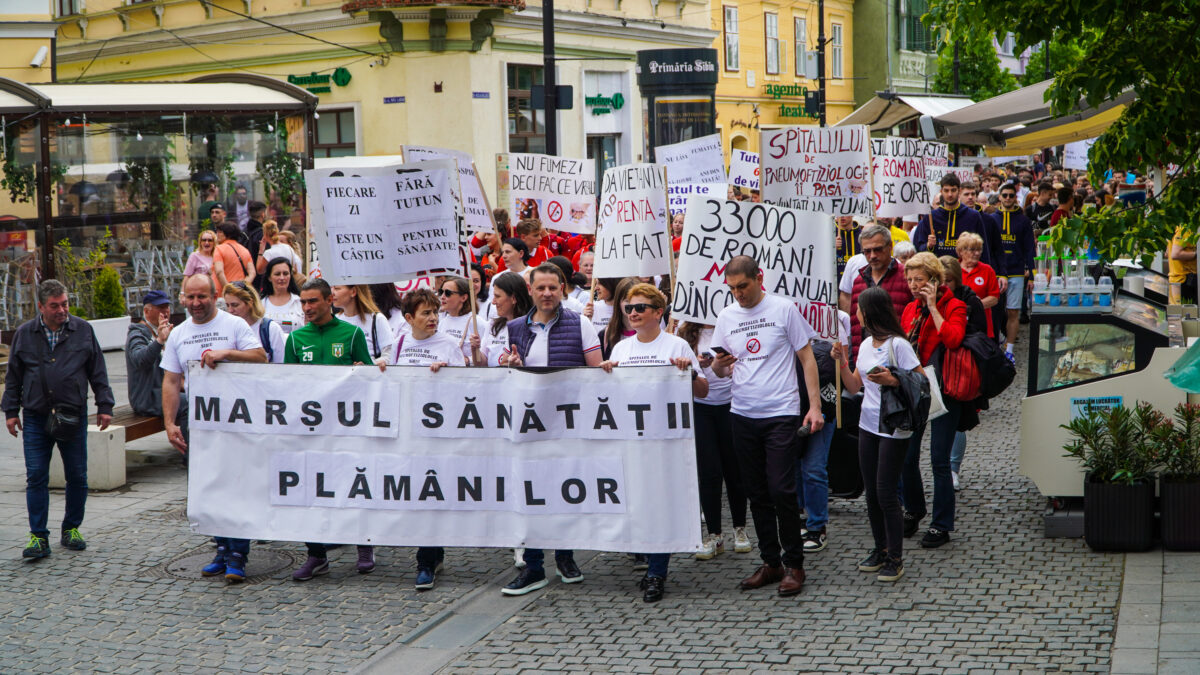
left=871, top=136, right=930, bottom=218
left=187, top=363, right=702, bottom=553
left=1063, top=138, right=1098, bottom=171
left=671, top=195, right=838, bottom=337
left=728, top=149, right=760, bottom=190
left=497, top=152, right=596, bottom=233
left=667, top=183, right=721, bottom=216
left=595, top=164, right=672, bottom=278
left=655, top=133, right=727, bottom=185
left=305, top=161, right=463, bottom=284
left=922, top=141, right=950, bottom=181
left=403, top=145, right=494, bottom=234
left=761, top=125, right=873, bottom=217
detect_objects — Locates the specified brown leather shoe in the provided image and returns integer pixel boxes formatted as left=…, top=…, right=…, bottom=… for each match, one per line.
left=778, top=567, right=806, bottom=596
left=739, top=563, right=785, bottom=590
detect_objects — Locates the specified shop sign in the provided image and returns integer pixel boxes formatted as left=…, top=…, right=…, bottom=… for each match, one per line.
left=636, top=49, right=719, bottom=88
left=585, top=93, right=625, bottom=115
left=764, top=84, right=807, bottom=100
left=779, top=102, right=817, bottom=119
left=287, top=67, right=352, bottom=94
left=1070, top=396, right=1123, bottom=420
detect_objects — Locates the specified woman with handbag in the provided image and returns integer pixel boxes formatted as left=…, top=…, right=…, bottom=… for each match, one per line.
left=899, top=253, right=968, bottom=549
left=832, top=287, right=923, bottom=582
left=940, top=254, right=988, bottom=491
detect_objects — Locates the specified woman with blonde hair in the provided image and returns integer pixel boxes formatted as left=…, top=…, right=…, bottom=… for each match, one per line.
left=222, top=282, right=286, bottom=364
left=331, top=284, right=394, bottom=365
left=256, top=220, right=304, bottom=278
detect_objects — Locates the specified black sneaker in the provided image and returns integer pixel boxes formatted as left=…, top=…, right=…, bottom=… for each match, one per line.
left=630, top=553, right=649, bottom=570
left=919, top=528, right=951, bottom=548
left=802, top=528, right=827, bottom=553
left=903, top=513, right=922, bottom=538
left=557, top=556, right=584, bottom=584
left=501, top=567, right=548, bottom=596
left=60, top=528, right=86, bottom=551
left=22, top=534, right=50, bottom=559
left=878, top=557, right=905, bottom=582
left=858, top=549, right=887, bottom=572
left=639, top=574, right=665, bottom=603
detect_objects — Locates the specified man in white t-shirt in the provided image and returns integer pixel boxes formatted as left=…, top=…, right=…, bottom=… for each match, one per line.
left=711, top=255, right=824, bottom=598
left=160, top=274, right=266, bottom=583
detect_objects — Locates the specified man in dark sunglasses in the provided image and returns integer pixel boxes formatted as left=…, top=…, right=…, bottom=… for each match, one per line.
left=990, top=183, right=1035, bottom=359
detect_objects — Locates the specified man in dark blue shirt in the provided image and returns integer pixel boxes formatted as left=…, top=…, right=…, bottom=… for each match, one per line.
left=991, top=183, right=1036, bottom=356
left=914, top=174, right=997, bottom=269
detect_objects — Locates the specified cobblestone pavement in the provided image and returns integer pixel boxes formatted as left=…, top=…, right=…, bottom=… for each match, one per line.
left=0, top=344, right=1124, bottom=673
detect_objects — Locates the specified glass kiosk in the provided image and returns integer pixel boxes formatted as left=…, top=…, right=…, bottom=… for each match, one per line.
left=1019, top=289, right=1186, bottom=536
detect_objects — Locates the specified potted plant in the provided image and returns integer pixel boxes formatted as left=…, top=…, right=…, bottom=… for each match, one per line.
left=1062, top=402, right=1159, bottom=551
left=89, top=264, right=129, bottom=351
left=55, top=229, right=130, bottom=351
left=1159, top=403, right=1200, bottom=550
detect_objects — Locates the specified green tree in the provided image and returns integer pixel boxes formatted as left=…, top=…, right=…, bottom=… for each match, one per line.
left=1020, top=37, right=1088, bottom=86
left=927, top=0, right=1200, bottom=265
left=932, top=32, right=1019, bottom=102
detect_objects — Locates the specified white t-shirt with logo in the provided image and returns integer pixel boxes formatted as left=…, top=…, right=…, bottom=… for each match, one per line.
left=608, top=331, right=700, bottom=375
left=160, top=310, right=263, bottom=383
left=394, top=332, right=467, bottom=367
left=438, top=311, right=485, bottom=362
left=856, top=336, right=921, bottom=439
left=713, top=294, right=817, bottom=419
left=483, top=322, right=510, bottom=367
left=262, top=293, right=305, bottom=333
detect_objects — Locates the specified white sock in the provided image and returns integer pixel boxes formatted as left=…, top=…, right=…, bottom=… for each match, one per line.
left=1005, top=343, right=1014, bottom=354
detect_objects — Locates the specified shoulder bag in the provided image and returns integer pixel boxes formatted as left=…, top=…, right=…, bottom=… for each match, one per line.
left=39, top=354, right=83, bottom=441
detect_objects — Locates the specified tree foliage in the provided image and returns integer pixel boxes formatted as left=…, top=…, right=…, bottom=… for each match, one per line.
left=1020, top=37, right=1087, bottom=86
left=927, top=0, right=1200, bottom=265
left=932, top=32, right=1019, bottom=102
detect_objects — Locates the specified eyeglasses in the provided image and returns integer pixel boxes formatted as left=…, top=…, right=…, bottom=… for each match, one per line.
left=1000, top=193, right=1016, bottom=198
left=437, top=289, right=465, bottom=297
left=200, top=237, right=215, bottom=242
left=623, top=303, right=655, bottom=314
left=862, top=245, right=888, bottom=255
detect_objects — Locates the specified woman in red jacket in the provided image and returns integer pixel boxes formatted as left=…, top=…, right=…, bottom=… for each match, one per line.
left=899, top=252, right=968, bottom=550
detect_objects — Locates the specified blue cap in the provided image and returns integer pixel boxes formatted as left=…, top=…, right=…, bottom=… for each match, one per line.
left=142, top=290, right=172, bottom=306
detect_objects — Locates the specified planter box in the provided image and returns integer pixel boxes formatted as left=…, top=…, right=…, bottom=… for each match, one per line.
left=89, top=315, right=131, bottom=351
left=1162, top=479, right=1200, bottom=551
left=1083, top=478, right=1155, bottom=552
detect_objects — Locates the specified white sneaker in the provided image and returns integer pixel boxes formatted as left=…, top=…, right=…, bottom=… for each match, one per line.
left=733, top=527, right=752, bottom=553
left=513, top=548, right=526, bottom=569
left=694, top=533, right=724, bottom=560
left=952, top=472, right=961, bottom=491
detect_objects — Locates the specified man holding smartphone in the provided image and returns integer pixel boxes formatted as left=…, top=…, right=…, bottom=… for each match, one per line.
left=711, top=255, right=825, bottom=598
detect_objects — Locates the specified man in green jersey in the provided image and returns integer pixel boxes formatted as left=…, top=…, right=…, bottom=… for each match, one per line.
left=286, top=278, right=379, bottom=580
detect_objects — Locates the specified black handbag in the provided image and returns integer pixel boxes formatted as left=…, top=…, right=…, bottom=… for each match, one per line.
left=39, top=357, right=83, bottom=441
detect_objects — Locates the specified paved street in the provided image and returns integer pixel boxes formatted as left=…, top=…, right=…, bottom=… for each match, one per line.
left=0, top=343, right=1128, bottom=673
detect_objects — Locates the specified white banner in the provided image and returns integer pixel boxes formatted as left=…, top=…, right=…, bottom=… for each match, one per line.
left=671, top=195, right=838, bottom=337
left=403, top=145, right=494, bottom=234
left=499, top=153, right=596, bottom=233
left=728, top=149, right=760, bottom=190
left=871, top=136, right=930, bottom=218
left=187, top=364, right=702, bottom=552
left=667, top=183, right=721, bottom=217
left=761, top=125, right=873, bottom=217
left=1064, top=138, right=1097, bottom=171
left=595, top=164, right=672, bottom=278
left=655, top=133, right=727, bottom=185
left=305, top=161, right=463, bottom=284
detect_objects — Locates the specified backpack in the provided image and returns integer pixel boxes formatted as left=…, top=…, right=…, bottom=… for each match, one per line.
left=940, top=344, right=981, bottom=401
left=797, top=338, right=838, bottom=417
left=258, top=318, right=275, bottom=362
left=960, top=331, right=1016, bottom=400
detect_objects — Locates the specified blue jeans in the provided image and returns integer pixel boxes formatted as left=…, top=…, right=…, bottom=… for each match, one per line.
left=900, top=398, right=961, bottom=532
left=522, top=549, right=573, bottom=573
left=795, top=415, right=835, bottom=531
left=23, top=410, right=88, bottom=539
left=215, top=537, right=250, bottom=557
left=646, top=553, right=670, bottom=578
left=950, top=431, right=966, bottom=474
left=417, top=546, right=444, bottom=569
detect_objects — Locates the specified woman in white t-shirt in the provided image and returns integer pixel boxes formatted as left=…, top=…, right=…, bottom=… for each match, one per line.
left=437, top=276, right=486, bottom=366
left=331, top=284, right=394, bottom=365
left=255, top=220, right=304, bottom=278
left=222, top=282, right=286, bottom=364
left=585, top=277, right=619, bottom=338
left=831, top=286, right=923, bottom=584
left=259, top=258, right=305, bottom=333
left=368, top=282, right=410, bottom=343
left=600, top=282, right=708, bottom=604
left=470, top=263, right=495, bottom=321
left=600, top=277, right=639, bottom=359
left=471, top=271, right=534, bottom=368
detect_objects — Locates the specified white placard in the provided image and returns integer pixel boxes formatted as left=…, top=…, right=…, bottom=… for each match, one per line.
left=186, top=364, right=702, bottom=552
left=500, top=153, right=596, bottom=233
left=728, top=149, right=760, bottom=190
left=871, top=136, right=930, bottom=218
left=1064, top=138, right=1098, bottom=171
left=667, top=183, right=722, bottom=216
left=655, top=133, right=727, bottom=185
left=403, top=145, right=494, bottom=234
left=671, top=195, right=838, bottom=337
left=761, top=125, right=873, bottom=217
left=595, top=164, right=672, bottom=278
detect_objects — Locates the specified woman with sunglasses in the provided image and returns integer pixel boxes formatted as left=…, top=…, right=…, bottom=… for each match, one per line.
left=222, top=282, right=286, bottom=364
left=600, top=283, right=708, bottom=602
left=260, top=257, right=304, bottom=334
left=331, top=284, right=394, bottom=366
left=437, top=276, right=485, bottom=366
left=184, top=231, right=217, bottom=285
left=600, top=277, right=639, bottom=360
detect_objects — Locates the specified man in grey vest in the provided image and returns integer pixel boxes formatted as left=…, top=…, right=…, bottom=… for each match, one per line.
left=499, top=264, right=603, bottom=595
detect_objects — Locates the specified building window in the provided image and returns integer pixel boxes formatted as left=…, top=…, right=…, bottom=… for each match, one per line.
left=794, top=17, right=807, bottom=77
left=831, top=23, right=844, bottom=79
left=899, top=0, right=934, bottom=52
left=764, top=13, right=780, bottom=75
left=507, top=64, right=546, bottom=154
left=723, top=7, right=739, bottom=71
left=313, top=109, right=356, bottom=158
left=998, top=32, right=1015, bottom=56
left=56, top=0, right=81, bottom=16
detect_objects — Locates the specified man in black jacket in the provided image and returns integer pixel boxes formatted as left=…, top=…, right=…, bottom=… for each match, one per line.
left=3, top=279, right=114, bottom=560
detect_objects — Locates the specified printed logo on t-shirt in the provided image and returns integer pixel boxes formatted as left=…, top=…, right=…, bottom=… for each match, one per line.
left=619, top=353, right=670, bottom=366
left=398, top=346, right=437, bottom=366
left=974, top=276, right=984, bottom=286
left=301, top=350, right=314, bottom=362
left=747, top=338, right=761, bottom=354
left=332, top=343, right=345, bottom=358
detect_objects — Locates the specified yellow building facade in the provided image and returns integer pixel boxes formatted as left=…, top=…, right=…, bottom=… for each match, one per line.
left=710, top=0, right=854, bottom=158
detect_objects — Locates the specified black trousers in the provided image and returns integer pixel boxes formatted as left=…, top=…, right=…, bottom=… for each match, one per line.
left=695, top=402, right=747, bottom=534
left=859, top=430, right=908, bottom=561
left=731, top=414, right=804, bottom=569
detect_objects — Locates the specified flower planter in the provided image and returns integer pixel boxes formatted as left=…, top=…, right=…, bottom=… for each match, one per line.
left=1161, top=479, right=1200, bottom=551
left=1083, top=477, right=1155, bottom=552
left=88, top=315, right=131, bottom=352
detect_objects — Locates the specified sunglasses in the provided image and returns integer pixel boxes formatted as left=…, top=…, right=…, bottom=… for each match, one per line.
left=438, top=289, right=466, bottom=297
left=623, top=303, right=656, bottom=314
left=1000, top=193, right=1016, bottom=198
left=231, top=281, right=249, bottom=290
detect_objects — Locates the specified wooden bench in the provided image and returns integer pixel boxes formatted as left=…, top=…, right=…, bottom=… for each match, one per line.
left=49, top=405, right=165, bottom=490
left=109, top=405, right=165, bottom=442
